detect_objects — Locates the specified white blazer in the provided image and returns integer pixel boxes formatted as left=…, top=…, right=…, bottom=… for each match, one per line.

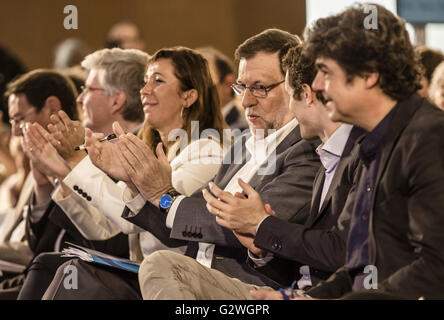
left=52, top=138, right=223, bottom=261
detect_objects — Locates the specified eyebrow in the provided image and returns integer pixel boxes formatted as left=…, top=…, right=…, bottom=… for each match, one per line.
left=315, top=62, right=328, bottom=71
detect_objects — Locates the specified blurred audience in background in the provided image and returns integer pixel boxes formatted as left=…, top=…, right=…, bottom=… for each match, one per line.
left=429, top=61, right=444, bottom=110
left=105, top=21, right=146, bottom=51
left=416, top=46, right=444, bottom=99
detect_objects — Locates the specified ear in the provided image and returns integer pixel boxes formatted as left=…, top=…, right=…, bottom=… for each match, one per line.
left=43, top=96, right=62, bottom=115
left=301, top=84, right=314, bottom=107
left=182, top=89, right=198, bottom=109
left=364, top=72, right=379, bottom=89
left=110, top=91, right=127, bottom=115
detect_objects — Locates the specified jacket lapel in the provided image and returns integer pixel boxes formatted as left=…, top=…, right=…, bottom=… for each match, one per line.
left=369, top=94, right=424, bottom=262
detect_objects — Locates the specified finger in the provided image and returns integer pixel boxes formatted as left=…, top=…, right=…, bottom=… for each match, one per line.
left=112, top=121, right=126, bottom=137
left=202, top=188, right=232, bottom=213
left=117, top=138, right=143, bottom=171
left=118, top=135, right=150, bottom=166
left=115, top=144, right=137, bottom=179
left=238, top=178, right=257, bottom=198
left=47, top=123, right=58, bottom=134
left=264, top=204, right=276, bottom=216
left=50, top=113, right=66, bottom=132
left=234, top=192, right=247, bottom=200
left=208, top=182, right=238, bottom=205
left=124, top=132, right=154, bottom=160
left=58, top=110, right=74, bottom=131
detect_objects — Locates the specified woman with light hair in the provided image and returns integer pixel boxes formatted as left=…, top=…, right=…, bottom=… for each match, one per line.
left=429, top=61, right=444, bottom=110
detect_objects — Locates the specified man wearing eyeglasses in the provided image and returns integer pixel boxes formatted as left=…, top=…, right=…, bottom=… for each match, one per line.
left=114, top=29, right=321, bottom=297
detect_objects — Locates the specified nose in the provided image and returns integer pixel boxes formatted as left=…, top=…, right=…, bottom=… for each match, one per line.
left=312, top=71, right=325, bottom=92
left=241, top=88, right=257, bottom=109
left=140, top=82, right=153, bottom=96
left=76, top=91, right=84, bottom=105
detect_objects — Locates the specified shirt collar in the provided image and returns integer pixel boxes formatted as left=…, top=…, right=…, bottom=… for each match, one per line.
left=245, top=118, right=298, bottom=160
left=316, top=124, right=353, bottom=173
left=359, top=104, right=398, bottom=165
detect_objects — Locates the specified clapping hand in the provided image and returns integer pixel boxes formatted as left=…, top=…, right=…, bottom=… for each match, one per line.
left=22, top=122, right=71, bottom=180
left=47, top=110, right=86, bottom=168
left=115, top=123, right=173, bottom=207
left=202, top=178, right=271, bottom=236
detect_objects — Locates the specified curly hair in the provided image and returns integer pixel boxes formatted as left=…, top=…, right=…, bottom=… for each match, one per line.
left=282, top=43, right=316, bottom=100
left=304, top=3, right=422, bottom=101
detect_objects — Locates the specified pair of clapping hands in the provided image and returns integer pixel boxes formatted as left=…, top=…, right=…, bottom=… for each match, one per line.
left=202, top=180, right=314, bottom=300
left=21, top=111, right=173, bottom=206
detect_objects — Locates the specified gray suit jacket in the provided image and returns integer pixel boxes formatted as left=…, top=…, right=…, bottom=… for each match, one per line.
left=123, top=125, right=320, bottom=287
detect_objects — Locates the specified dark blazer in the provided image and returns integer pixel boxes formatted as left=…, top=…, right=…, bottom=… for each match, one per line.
left=25, top=197, right=130, bottom=262
left=307, top=94, right=444, bottom=299
left=123, top=124, right=321, bottom=287
left=251, top=126, right=365, bottom=286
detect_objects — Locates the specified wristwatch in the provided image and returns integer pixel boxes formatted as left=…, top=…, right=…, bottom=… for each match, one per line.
left=159, top=189, right=181, bottom=214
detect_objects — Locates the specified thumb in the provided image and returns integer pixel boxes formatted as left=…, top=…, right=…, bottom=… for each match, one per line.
left=238, top=178, right=256, bottom=198
left=264, top=204, right=276, bottom=216
left=113, top=121, right=125, bottom=137
left=156, top=143, right=168, bottom=162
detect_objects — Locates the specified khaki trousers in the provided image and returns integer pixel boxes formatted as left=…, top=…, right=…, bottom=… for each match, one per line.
left=138, top=250, right=275, bottom=300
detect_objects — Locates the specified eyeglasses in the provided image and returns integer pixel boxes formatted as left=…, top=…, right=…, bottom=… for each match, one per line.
left=231, top=80, right=285, bottom=98
left=9, top=108, right=35, bottom=126
left=80, top=85, right=105, bottom=94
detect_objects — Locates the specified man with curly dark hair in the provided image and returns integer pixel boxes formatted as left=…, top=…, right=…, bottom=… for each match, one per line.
left=260, top=3, right=444, bottom=300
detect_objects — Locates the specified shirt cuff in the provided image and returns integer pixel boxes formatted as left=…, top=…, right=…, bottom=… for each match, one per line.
left=123, top=186, right=146, bottom=216
left=248, top=250, right=274, bottom=267
left=29, top=192, right=52, bottom=223
left=166, top=195, right=186, bottom=228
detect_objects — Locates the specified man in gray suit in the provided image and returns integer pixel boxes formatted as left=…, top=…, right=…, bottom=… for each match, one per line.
left=115, top=29, right=321, bottom=289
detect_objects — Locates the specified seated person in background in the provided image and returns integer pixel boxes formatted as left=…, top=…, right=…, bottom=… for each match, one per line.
left=16, top=47, right=150, bottom=300
left=57, top=28, right=321, bottom=300
left=21, top=47, right=225, bottom=300
left=428, top=61, right=444, bottom=110
left=105, top=21, right=146, bottom=51
left=196, top=46, right=248, bottom=131
left=415, top=46, right=444, bottom=98
left=0, top=136, right=29, bottom=216
left=255, top=3, right=444, bottom=300
left=0, top=69, right=78, bottom=287
left=137, top=42, right=366, bottom=300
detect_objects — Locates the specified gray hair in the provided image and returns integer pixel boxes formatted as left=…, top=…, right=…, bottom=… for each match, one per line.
left=81, top=47, right=149, bottom=122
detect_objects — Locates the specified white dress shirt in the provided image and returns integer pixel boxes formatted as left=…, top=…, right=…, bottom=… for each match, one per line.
left=162, top=118, right=299, bottom=268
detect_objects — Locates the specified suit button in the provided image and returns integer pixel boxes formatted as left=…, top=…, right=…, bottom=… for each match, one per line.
left=73, top=185, right=78, bottom=191
left=77, top=188, right=83, bottom=194
left=86, top=196, right=92, bottom=201
left=197, top=233, right=202, bottom=239
left=187, top=232, right=193, bottom=237
left=182, top=231, right=187, bottom=237
left=271, top=239, right=282, bottom=251
left=82, top=192, right=88, bottom=198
